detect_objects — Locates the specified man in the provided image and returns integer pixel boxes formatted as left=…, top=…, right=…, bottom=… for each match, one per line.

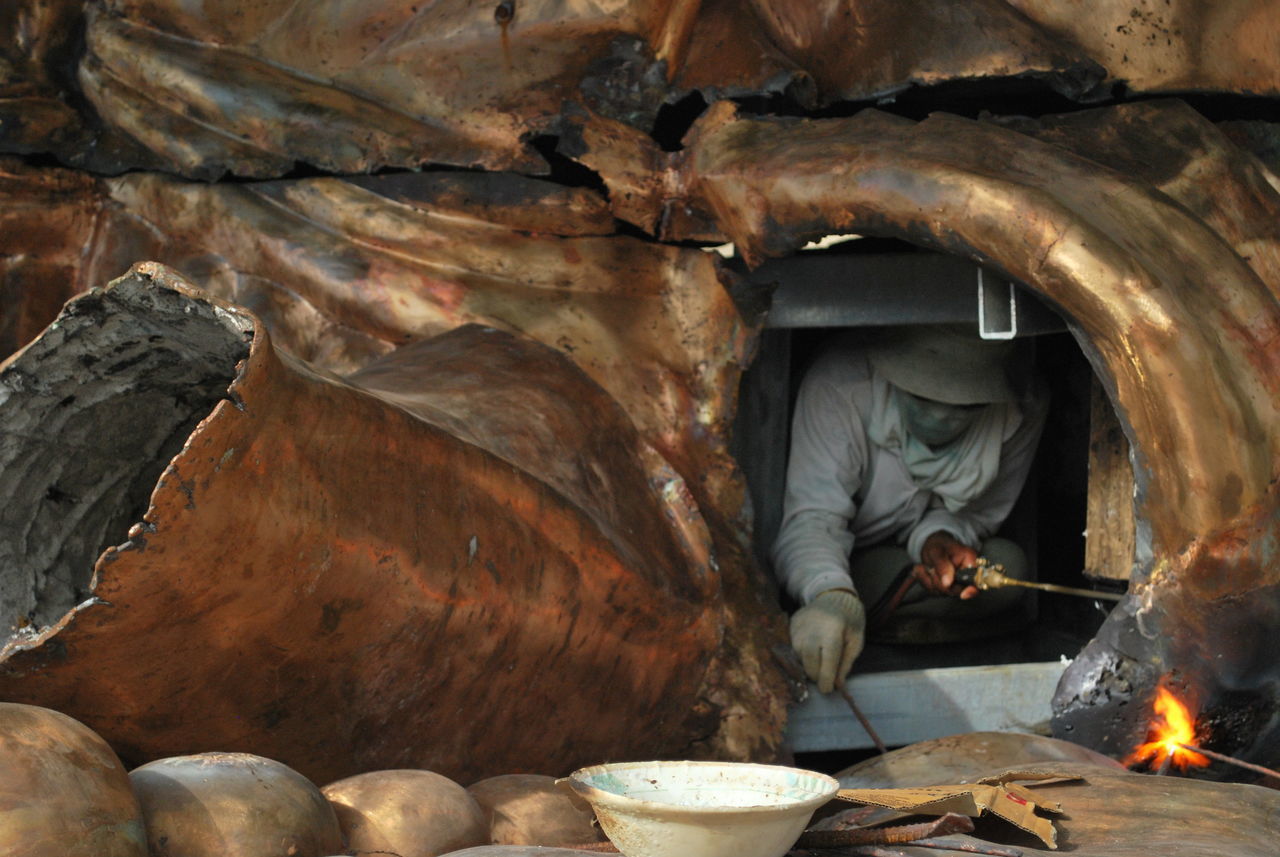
left=771, top=324, right=1048, bottom=693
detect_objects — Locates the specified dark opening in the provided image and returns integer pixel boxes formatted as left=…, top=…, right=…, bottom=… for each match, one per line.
left=730, top=238, right=1123, bottom=770
left=0, top=282, right=251, bottom=634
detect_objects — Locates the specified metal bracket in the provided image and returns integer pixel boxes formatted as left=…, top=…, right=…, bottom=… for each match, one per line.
left=977, top=269, right=1017, bottom=339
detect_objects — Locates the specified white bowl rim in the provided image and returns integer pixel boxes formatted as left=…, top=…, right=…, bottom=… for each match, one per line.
left=565, top=760, right=840, bottom=817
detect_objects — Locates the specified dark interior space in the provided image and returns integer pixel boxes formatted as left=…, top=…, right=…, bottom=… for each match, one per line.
left=732, top=238, right=1129, bottom=774
left=733, top=237, right=1121, bottom=681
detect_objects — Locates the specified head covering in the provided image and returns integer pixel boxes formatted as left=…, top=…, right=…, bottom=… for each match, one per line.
left=867, top=324, right=1023, bottom=405
left=866, top=376, right=1021, bottom=512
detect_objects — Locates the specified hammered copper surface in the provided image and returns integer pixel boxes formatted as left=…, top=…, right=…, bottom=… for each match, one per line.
left=29, top=167, right=752, bottom=515
left=0, top=264, right=746, bottom=783
left=131, top=753, right=344, bottom=857
left=0, top=702, right=146, bottom=857
left=0, top=161, right=754, bottom=523
left=0, top=158, right=101, bottom=357
left=740, top=0, right=1105, bottom=102
left=1009, top=100, right=1280, bottom=304
left=1007, top=0, right=1280, bottom=97
left=75, top=0, right=700, bottom=178
left=835, top=732, right=1124, bottom=790
left=0, top=160, right=792, bottom=769
left=4, top=2, right=1279, bottom=179
left=321, top=770, right=487, bottom=857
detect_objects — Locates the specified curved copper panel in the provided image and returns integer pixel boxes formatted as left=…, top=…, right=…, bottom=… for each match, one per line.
left=76, top=1, right=698, bottom=178
left=677, top=100, right=1280, bottom=761
left=6, top=1, right=1280, bottom=179
left=0, top=164, right=794, bottom=768
left=742, top=0, right=1104, bottom=101
left=0, top=158, right=102, bottom=356
left=0, top=263, right=741, bottom=783
left=1006, top=0, right=1280, bottom=96
left=0, top=166, right=753, bottom=526
left=683, top=101, right=1280, bottom=545
left=1007, top=100, right=1280, bottom=304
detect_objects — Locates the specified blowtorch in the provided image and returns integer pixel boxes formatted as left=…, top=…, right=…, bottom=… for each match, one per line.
left=868, top=556, right=1124, bottom=631
left=955, top=557, right=1124, bottom=602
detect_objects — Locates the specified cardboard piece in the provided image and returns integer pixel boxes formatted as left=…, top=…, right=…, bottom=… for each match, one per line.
left=834, top=769, right=1083, bottom=849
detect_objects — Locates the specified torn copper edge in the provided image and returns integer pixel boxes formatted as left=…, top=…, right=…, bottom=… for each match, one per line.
left=0, top=263, right=788, bottom=783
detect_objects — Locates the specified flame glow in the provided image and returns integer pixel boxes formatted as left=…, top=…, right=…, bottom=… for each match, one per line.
left=1124, top=686, right=1211, bottom=770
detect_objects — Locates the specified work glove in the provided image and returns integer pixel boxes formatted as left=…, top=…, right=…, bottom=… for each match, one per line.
left=789, top=589, right=866, bottom=694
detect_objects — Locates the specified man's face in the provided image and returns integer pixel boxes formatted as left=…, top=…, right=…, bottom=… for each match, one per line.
left=899, top=391, right=986, bottom=447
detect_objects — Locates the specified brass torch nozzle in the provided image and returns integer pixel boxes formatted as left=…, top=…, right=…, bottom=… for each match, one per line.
left=958, top=557, right=1125, bottom=602
left=969, top=557, right=1012, bottom=590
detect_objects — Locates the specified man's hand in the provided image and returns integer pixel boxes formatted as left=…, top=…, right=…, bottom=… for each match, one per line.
left=915, top=531, right=980, bottom=599
left=789, top=589, right=866, bottom=693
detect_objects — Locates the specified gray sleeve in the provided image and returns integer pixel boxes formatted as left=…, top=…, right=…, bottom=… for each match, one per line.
left=770, top=358, right=868, bottom=605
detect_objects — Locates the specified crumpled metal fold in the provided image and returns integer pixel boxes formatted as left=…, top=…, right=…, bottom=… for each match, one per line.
left=0, top=157, right=795, bottom=769
left=0, top=262, right=745, bottom=783
left=5, top=1, right=1279, bottom=179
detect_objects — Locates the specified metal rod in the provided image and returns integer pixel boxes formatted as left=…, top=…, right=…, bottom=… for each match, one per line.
left=910, top=839, right=1025, bottom=857
left=1177, top=743, right=1280, bottom=780
left=1004, top=579, right=1124, bottom=602
left=840, top=685, right=888, bottom=754
left=968, top=562, right=1123, bottom=601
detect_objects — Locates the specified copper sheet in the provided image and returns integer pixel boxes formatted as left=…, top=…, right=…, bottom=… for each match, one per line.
left=1006, top=100, right=1280, bottom=304
left=74, top=1, right=703, bottom=178
left=1006, top=0, right=1280, bottom=97
left=739, top=0, right=1105, bottom=102
left=5, top=2, right=1277, bottom=179
left=675, top=100, right=1280, bottom=759
left=0, top=162, right=793, bottom=766
left=0, top=166, right=749, bottom=512
left=836, top=732, right=1123, bottom=790
left=670, top=0, right=809, bottom=103
left=0, top=1, right=89, bottom=160
left=0, top=263, right=757, bottom=783
left=0, top=158, right=104, bottom=356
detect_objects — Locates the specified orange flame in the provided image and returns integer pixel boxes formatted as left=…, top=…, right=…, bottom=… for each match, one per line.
left=1124, top=686, right=1211, bottom=770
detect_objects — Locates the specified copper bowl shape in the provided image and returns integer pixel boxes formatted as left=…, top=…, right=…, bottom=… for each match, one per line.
left=0, top=702, right=146, bottom=857
left=322, top=769, right=488, bottom=857
left=129, top=752, right=343, bottom=857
